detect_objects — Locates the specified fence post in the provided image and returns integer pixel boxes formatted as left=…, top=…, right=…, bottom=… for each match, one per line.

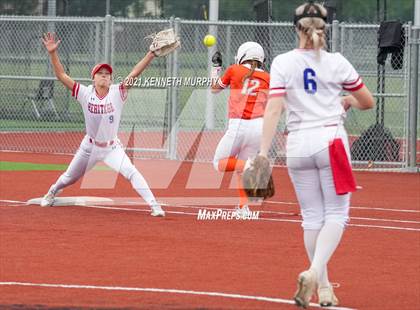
left=408, top=25, right=419, bottom=171
left=168, top=17, right=180, bottom=160
left=340, top=22, right=345, bottom=53
left=165, top=17, right=174, bottom=159
left=226, top=25, right=232, bottom=67
left=104, top=14, right=113, bottom=65
left=331, top=20, right=339, bottom=52
left=94, top=22, right=101, bottom=64
left=225, top=25, right=232, bottom=124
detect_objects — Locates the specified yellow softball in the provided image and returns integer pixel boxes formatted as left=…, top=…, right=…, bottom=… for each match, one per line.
left=203, top=34, right=216, bottom=47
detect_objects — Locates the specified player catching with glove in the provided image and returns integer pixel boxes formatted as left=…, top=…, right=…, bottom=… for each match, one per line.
left=40, top=29, right=180, bottom=217
left=210, top=42, right=272, bottom=217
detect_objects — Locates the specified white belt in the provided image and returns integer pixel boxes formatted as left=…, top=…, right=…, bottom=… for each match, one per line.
left=88, top=136, right=115, bottom=147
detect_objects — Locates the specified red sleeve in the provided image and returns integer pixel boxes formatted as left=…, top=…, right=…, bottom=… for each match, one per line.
left=219, top=66, right=234, bottom=89
left=342, top=77, right=364, bottom=92
left=72, top=82, right=80, bottom=99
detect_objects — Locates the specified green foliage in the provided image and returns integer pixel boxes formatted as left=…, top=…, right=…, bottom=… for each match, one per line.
left=61, top=0, right=135, bottom=17
left=0, top=0, right=38, bottom=15
left=338, top=0, right=414, bottom=23
left=161, top=0, right=207, bottom=19
left=0, top=0, right=414, bottom=22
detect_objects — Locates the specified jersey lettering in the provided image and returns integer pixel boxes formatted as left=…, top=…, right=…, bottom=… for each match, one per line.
left=303, top=68, right=317, bottom=94
left=241, top=78, right=261, bottom=96
left=88, top=102, right=115, bottom=114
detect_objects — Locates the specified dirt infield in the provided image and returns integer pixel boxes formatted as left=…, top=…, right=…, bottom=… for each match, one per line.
left=0, top=151, right=419, bottom=309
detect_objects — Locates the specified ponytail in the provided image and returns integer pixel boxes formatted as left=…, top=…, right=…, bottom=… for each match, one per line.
left=295, top=2, right=327, bottom=50
left=242, top=60, right=259, bottom=83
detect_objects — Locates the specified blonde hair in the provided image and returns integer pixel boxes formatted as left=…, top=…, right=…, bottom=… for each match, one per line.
left=242, top=60, right=261, bottom=83
left=295, top=2, right=327, bottom=50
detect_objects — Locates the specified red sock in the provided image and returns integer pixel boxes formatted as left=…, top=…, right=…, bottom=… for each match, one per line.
left=236, top=174, right=248, bottom=208
left=218, top=157, right=245, bottom=172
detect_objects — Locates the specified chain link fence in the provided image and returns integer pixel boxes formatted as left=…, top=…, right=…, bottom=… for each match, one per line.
left=0, top=16, right=418, bottom=171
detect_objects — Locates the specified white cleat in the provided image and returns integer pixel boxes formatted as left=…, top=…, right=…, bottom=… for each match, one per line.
left=150, top=203, right=165, bottom=217
left=318, top=285, right=339, bottom=307
left=40, top=189, right=62, bottom=207
left=234, top=205, right=251, bottom=219
left=294, top=269, right=318, bottom=308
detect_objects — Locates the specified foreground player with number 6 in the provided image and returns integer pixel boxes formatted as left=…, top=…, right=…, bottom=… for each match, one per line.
left=211, top=42, right=270, bottom=218
left=40, top=29, right=180, bottom=217
left=258, top=2, right=374, bottom=308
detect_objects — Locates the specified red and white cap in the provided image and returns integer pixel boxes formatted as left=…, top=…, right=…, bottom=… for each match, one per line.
left=91, top=63, right=113, bottom=79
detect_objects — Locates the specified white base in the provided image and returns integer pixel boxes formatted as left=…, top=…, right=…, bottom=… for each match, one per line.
left=27, top=197, right=114, bottom=207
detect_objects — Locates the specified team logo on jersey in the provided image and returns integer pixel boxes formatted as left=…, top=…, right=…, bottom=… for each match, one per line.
left=88, top=102, right=115, bottom=114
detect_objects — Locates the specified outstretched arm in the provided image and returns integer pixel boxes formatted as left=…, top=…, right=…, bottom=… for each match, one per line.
left=42, top=32, right=75, bottom=91
left=123, top=51, right=155, bottom=89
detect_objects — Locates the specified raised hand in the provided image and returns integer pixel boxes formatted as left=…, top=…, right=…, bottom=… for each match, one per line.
left=42, top=32, right=61, bottom=53
left=212, top=51, right=222, bottom=67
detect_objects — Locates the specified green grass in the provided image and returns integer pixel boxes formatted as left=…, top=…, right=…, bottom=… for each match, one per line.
left=0, top=119, right=85, bottom=131
left=0, top=161, right=112, bottom=171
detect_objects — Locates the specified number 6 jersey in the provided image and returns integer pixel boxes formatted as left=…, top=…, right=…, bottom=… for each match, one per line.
left=72, top=83, right=128, bottom=142
left=269, top=49, right=364, bottom=131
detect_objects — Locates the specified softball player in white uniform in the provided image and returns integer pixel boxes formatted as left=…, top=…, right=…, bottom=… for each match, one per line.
left=259, top=2, right=374, bottom=307
left=40, top=32, right=165, bottom=217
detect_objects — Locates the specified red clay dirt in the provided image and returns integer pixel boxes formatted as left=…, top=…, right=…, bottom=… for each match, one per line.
left=0, top=152, right=419, bottom=309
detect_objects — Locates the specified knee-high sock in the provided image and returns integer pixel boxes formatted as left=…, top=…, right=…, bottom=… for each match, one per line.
left=310, top=222, right=344, bottom=286
left=218, top=157, right=245, bottom=172
left=236, top=173, right=248, bottom=207
left=217, top=157, right=247, bottom=207
left=52, top=174, right=78, bottom=193
left=130, top=171, right=157, bottom=206
left=304, top=229, right=330, bottom=287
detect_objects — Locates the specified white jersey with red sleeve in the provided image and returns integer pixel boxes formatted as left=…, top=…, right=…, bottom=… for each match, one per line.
left=72, top=82, right=128, bottom=142
left=269, top=49, right=364, bottom=131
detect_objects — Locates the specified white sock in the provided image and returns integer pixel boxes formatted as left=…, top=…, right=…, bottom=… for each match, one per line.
left=304, top=229, right=330, bottom=287
left=130, top=172, right=157, bottom=206
left=304, top=229, right=320, bottom=261
left=310, top=222, right=344, bottom=284
left=48, top=183, right=61, bottom=195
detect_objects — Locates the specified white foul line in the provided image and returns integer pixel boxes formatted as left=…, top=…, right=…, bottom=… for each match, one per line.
left=81, top=204, right=420, bottom=232
left=350, top=216, right=420, bottom=224
left=350, top=206, right=420, bottom=213
left=264, top=200, right=420, bottom=213
left=1, top=199, right=419, bottom=232
left=348, top=224, right=420, bottom=232
left=0, top=281, right=355, bottom=310
left=0, top=199, right=26, bottom=204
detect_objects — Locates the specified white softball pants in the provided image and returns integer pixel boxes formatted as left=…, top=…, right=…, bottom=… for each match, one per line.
left=213, top=118, right=263, bottom=171
left=51, top=135, right=156, bottom=205
left=286, top=125, right=351, bottom=230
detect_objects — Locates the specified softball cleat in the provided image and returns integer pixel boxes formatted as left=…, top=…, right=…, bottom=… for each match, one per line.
left=234, top=205, right=251, bottom=219
left=318, top=285, right=339, bottom=307
left=294, top=269, right=317, bottom=308
left=150, top=203, right=165, bottom=217
left=40, top=189, right=62, bottom=207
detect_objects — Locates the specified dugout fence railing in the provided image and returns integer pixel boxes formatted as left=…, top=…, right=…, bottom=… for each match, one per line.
left=0, top=16, right=418, bottom=172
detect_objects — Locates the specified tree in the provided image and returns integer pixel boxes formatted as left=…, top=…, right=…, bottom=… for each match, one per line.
left=56, top=0, right=137, bottom=17
left=0, top=0, right=39, bottom=15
